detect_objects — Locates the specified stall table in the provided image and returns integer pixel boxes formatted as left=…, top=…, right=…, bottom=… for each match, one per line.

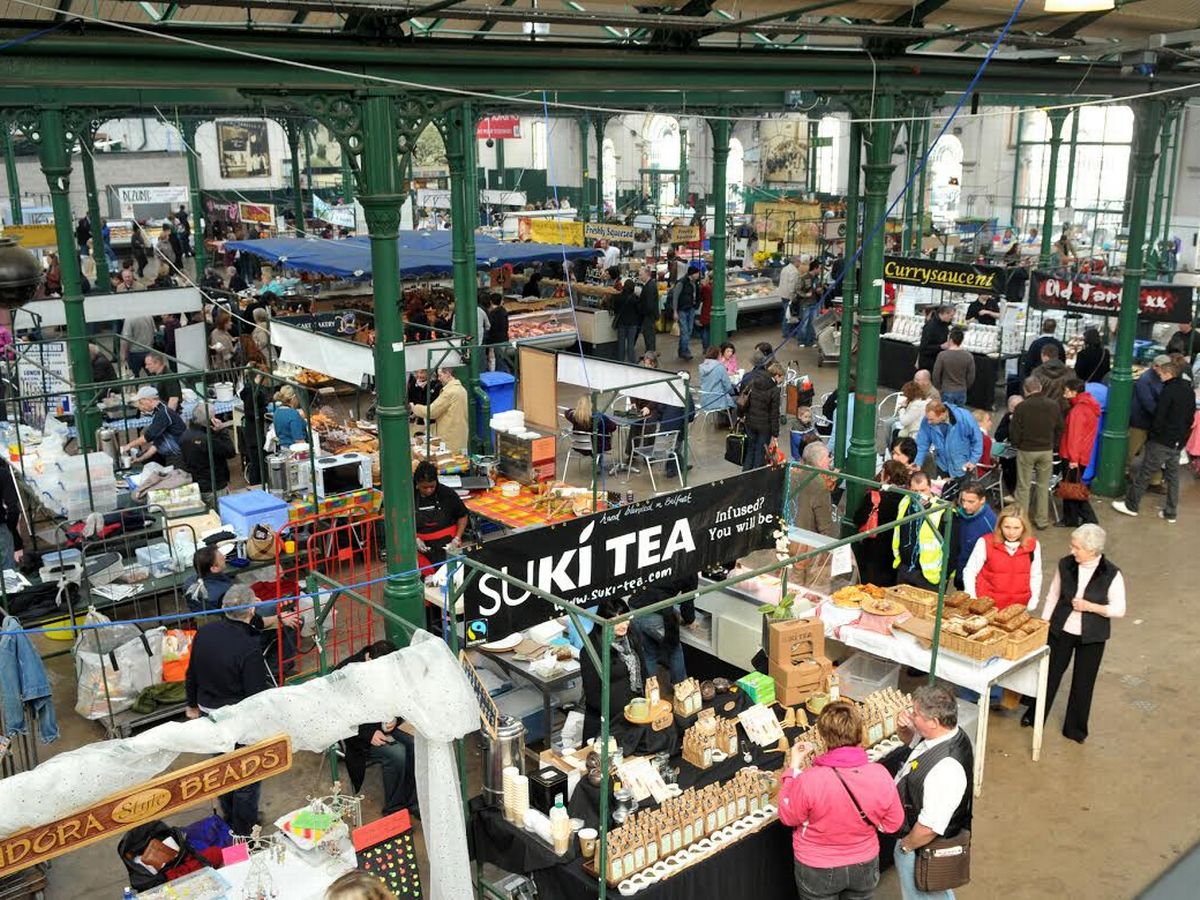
left=877, top=339, right=1007, bottom=410
left=466, top=484, right=593, bottom=530
left=468, top=648, right=579, bottom=749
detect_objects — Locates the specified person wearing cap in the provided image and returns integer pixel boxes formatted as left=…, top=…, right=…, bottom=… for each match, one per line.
left=676, top=265, right=700, bottom=361
left=122, top=385, right=186, bottom=466
left=180, top=402, right=238, bottom=495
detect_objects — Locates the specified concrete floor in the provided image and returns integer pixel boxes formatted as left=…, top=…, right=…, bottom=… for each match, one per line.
left=23, top=314, right=1200, bottom=898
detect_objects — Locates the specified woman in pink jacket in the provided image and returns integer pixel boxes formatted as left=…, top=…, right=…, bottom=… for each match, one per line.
left=778, top=702, right=905, bottom=900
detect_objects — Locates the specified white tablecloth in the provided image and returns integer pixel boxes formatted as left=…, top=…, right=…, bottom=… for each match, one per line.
left=220, top=836, right=357, bottom=899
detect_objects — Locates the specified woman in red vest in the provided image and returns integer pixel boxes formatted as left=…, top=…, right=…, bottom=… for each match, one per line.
left=962, top=505, right=1043, bottom=610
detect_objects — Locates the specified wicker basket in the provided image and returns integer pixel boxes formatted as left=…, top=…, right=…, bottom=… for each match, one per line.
left=883, top=585, right=940, bottom=620
left=1004, top=619, right=1050, bottom=660
left=936, top=627, right=1007, bottom=662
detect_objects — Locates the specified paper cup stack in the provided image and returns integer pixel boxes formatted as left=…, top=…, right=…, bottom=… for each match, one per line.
left=513, top=774, right=530, bottom=824
left=502, top=766, right=520, bottom=823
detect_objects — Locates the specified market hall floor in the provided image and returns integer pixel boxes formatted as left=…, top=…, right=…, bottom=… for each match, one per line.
left=27, top=320, right=1200, bottom=899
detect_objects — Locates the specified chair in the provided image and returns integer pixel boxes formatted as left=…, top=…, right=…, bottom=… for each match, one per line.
left=562, top=429, right=603, bottom=478
left=876, top=391, right=902, bottom=453
left=694, top=387, right=735, bottom=430
left=630, top=429, right=681, bottom=492
left=814, top=391, right=834, bottom=438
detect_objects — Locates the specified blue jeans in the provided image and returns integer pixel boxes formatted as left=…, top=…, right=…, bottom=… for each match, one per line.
left=697, top=324, right=711, bottom=351
left=894, top=843, right=956, bottom=900
left=794, top=858, right=879, bottom=900
left=369, top=731, right=417, bottom=815
left=632, top=612, right=686, bottom=684
left=618, top=325, right=640, bottom=363
left=941, top=390, right=967, bottom=407
left=742, top=429, right=771, bottom=472
left=796, top=302, right=820, bottom=346
left=220, top=776, right=261, bottom=835
left=677, top=307, right=696, bottom=357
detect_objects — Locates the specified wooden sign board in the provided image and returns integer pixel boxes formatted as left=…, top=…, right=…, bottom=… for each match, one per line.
left=459, top=650, right=501, bottom=739
left=0, top=735, right=292, bottom=876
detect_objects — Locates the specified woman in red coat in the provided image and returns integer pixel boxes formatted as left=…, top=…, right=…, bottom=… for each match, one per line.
left=963, top=505, right=1042, bottom=610
left=1059, top=378, right=1102, bottom=525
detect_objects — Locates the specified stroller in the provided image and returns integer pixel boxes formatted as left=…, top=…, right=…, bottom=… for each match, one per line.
left=814, top=309, right=858, bottom=367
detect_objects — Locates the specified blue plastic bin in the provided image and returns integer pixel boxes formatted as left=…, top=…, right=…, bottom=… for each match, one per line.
left=219, top=490, right=291, bottom=538
left=478, top=371, right=517, bottom=434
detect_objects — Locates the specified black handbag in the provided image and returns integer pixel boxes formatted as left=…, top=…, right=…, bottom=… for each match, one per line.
left=724, top=424, right=747, bottom=466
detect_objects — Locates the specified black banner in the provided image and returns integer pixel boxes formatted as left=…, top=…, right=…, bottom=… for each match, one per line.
left=1029, top=271, right=1194, bottom=323
left=883, top=256, right=1005, bottom=295
left=461, top=467, right=783, bottom=639
left=275, top=311, right=360, bottom=336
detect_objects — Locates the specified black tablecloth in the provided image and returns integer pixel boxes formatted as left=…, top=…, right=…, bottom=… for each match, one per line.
left=877, top=340, right=1001, bottom=410
left=470, top=800, right=581, bottom=874
left=532, top=819, right=797, bottom=900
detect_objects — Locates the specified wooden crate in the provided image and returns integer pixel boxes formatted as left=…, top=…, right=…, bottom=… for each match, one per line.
left=1004, top=619, right=1050, bottom=660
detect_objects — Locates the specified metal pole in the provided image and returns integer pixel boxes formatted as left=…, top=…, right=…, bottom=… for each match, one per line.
left=495, top=137, right=506, bottom=191
left=578, top=118, right=590, bottom=223
left=834, top=119, right=861, bottom=472
left=596, top=621, right=612, bottom=900
left=929, top=503, right=955, bottom=680
left=845, top=94, right=896, bottom=516
left=340, top=143, right=354, bottom=205
left=1161, top=110, right=1182, bottom=276
left=78, top=129, right=111, bottom=291
left=446, top=101, right=483, bottom=452
left=181, top=118, right=208, bottom=276
left=593, top=115, right=605, bottom=219
left=358, top=96, right=424, bottom=645
left=678, top=123, right=688, bottom=209
left=286, top=120, right=306, bottom=237
left=710, top=116, right=731, bottom=344
left=37, top=109, right=97, bottom=451
left=1038, top=110, right=1068, bottom=271
left=901, top=115, right=917, bottom=255
left=1147, top=112, right=1172, bottom=263
left=1063, top=110, right=1079, bottom=207
left=913, top=109, right=931, bottom=256
left=4, top=125, right=22, bottom=226
left=1093, top=99, right=1163, bottom=497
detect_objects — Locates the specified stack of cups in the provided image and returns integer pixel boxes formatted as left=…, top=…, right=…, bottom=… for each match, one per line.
left=513, top=774, right=530, bottom=824
left=502, top=766, right=520, bottom=823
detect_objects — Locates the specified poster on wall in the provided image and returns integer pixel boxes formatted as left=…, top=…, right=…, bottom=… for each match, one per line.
left=237, top=202, right=276, bottom=226
left=461, top=468, right=782, bottom=638
left=16, top=340, right=73, bottom=423
left=1028, top=271, right=1194, bottom=323
left=760, top=120, right=809, bottom=185
left=217, top=120, right=272, bottom=179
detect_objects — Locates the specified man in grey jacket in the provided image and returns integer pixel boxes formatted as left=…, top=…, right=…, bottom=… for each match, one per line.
left=932, top=329, right=976, bottom=407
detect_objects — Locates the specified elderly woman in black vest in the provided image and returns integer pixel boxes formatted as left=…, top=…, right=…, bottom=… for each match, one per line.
left=1025, top=523, right=1126, bottom=742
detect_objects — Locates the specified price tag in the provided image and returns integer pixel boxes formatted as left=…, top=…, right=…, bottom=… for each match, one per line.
left=831, top=544, right=854, bottom=577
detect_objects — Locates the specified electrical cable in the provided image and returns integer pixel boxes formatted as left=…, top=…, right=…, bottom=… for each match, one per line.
left=4, top=0, right=1198, bottom=127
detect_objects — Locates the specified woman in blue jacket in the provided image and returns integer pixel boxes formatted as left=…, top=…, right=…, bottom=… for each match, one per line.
left=914, top=400, right=983, bottom=478
left=697, top=346, right=736, bottom=421
left=272, top=385, right=310, bottom=448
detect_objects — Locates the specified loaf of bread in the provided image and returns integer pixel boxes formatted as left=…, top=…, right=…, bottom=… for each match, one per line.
left=968, top=597, right=995, bottom=615
left=971, top=626, right=1002, bottom=643
left=1018, top=619, right=1043, bottom=636
left=997, top=612, right=1031, bottom=633
left=943, top=621, right=969, bottom=636
left=945, top=591, right=971, bottom=609
left=995, top=605, right=1025, bottom=624
left=962, top=615, right=990, bottom=634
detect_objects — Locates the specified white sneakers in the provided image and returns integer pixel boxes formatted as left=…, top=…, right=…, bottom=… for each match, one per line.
left=1158, top=510, right=1177, bottom=524
left=1110, top=500, right=1137, bottom=517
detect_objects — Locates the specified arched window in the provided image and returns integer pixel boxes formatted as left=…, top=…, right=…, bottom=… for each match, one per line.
left=815, top=116, right=842, bottom=194
left=928, top=134, right=963, bottom=227
left=643, top=114, right=681, bottom=206
left=727, top=137, right=745, bottom=213
left=602, top=137, right=617, bottom=209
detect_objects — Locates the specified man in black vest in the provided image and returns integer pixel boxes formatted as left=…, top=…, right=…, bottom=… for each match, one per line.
left=893, top=684, right=974, bottom=898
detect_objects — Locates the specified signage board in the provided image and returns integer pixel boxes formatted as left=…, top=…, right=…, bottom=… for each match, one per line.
left=1028, top=271, right=1193, bottom=323
left=883, top=256, right=1004, bottom=295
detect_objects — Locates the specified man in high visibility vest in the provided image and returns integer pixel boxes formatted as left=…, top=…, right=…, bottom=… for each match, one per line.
left=891, top=472, right=948, bottom=590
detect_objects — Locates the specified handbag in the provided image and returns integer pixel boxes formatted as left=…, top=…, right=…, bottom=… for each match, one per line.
left=914, top=829, right=972, bottom=892
left=246, top=523, right=278, bottom=561
left=1055, top=467, right=1090, bottom=501
left=724, top=424, right=747, bottom=466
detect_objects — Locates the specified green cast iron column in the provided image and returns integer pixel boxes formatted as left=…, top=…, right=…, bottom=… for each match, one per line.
left=495, top=137, right=506, bottom=190
left=37, top=109, right=97, bottom=450
left=593, top=115, right=605, bottom=219
left=78, top=128, right=110, bottom=290
left=340, top=148, right=354, bottom=205
left=358, top=96, right=423, bottom=645
left=446, top=102, right=482, bottom=452
left=285, top=121, right=306, bottom=237
left=678, top=124, right=688, bottom=209
left=846, top=95, right=896, bottom=515
left=1147, top=111, right=1172, bottom=265
left=912, top=110, right=931, bottom=255
left=181, top=118, right=207, bottom=276
left=577, top=118, right=590, bottom=223
left=709, top=116, right=730, bottom=344
left=1038, top=109, right=1069, bottom=270
left=834, top=118, right=862, bottom=472
left=900, top=115, right=917, bottom=255
left=3, top=126, right=20, bottom=226
left=1094, top=99, right=1163, bottom=498
left=1160, top=110, right=1182, bottom=276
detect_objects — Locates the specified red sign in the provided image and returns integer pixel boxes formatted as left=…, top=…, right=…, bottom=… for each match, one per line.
left=476, top=116, right=521, bottom=140
left=1029, top=271, right=1193, bottom=323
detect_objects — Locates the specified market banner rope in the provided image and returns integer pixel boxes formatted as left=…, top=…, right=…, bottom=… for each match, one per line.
left=0, top=630, right=479, bottom=900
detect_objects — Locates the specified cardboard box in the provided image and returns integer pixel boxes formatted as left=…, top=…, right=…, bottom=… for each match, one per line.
left=767, top=618, right=825, bottom=665
left=769, top=655, right=833, bottom=707
left=736, top=671, right=777, bottom=706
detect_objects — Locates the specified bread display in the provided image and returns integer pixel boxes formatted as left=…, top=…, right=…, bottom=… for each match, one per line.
left=970, top=625, right=1002, bottom=643
left=967, top=597, right=995, bottom=615
left=961, top=615, right=990, bottom=635
left=995, top=605, right=1025, bottom=624
left=996, top=611, right=1031, bottom=633
left=945, top=591, right=972, bottom=610
left=943, top=621, right=969, bottom=636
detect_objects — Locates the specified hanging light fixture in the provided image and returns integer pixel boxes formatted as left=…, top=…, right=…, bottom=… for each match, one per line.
left=0, top=236, right=42, bottom=309
left=1044, top=0, right=1114, bottom=13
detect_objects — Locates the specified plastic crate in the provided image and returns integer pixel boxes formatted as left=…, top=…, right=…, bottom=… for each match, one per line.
left=219, top=490, right=290, bottom=538
left=835, top=653, right=900, bottom=701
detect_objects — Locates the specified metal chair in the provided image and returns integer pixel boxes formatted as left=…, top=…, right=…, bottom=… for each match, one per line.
left=814, top=391, right=834, bottom=438
left=876, top=391, right=902, bottom=453
left=630, top=429, right=682, bottom=492
left=694, top=387, right=735, bottom=430
left=562, top=429, right=603, bottom=478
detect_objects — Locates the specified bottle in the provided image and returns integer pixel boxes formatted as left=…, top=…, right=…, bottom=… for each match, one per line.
left=549, top=797, right=571, bottom=855
left=122, top=888, right=137, bottom=900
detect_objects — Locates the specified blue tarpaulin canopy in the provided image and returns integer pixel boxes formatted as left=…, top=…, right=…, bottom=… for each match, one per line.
left=224, top=232, right=595, bottom=278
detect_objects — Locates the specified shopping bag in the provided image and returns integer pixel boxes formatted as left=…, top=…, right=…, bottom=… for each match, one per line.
left=246, top=523, right=277, bottom=561
left=724, top=426, right=747, bottom=466
left=160, top=628, right=196, bottom=683
left=74, top=608, right=166, bottom=719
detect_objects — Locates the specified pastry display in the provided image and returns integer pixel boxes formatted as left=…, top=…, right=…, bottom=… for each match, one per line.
left=860, top=596, right=905, bottom=617
left=831, top=586, right=872, bottom=608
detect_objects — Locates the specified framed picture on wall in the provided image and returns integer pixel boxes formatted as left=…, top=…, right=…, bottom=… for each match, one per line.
left=217, top=120, right=271, bottom=179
